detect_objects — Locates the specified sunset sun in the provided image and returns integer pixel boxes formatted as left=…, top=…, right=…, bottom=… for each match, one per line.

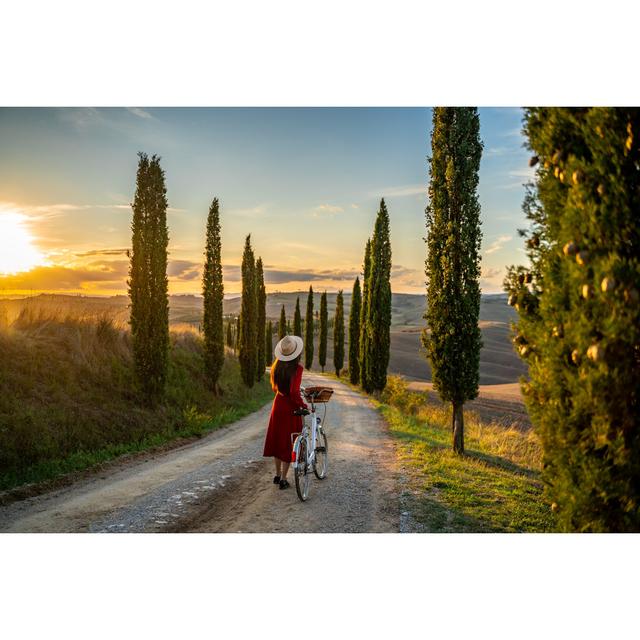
left=0, top=210, right=46, bottom=275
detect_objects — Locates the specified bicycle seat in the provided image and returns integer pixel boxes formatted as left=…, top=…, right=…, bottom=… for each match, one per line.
left=293, top=408, right=310, bottom=416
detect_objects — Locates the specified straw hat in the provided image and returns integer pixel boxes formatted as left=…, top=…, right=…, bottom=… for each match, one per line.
left=274, top=335, right=303, bottom=362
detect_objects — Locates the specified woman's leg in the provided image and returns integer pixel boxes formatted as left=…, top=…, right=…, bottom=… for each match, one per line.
left=274, top=458, right=282, bottom=476
left=281, top=461, right=290, bottom=479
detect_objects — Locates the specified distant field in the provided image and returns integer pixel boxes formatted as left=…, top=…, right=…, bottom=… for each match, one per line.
left=1, top=291, right=525, bottom=386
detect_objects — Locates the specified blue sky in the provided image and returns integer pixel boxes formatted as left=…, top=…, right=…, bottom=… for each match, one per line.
left=0, top=107, right=533, bottom=295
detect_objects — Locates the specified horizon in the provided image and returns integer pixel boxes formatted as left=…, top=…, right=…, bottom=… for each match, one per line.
left=0, top=107, right=531, bottom=297
left=0, top=290, right=509, bottom=301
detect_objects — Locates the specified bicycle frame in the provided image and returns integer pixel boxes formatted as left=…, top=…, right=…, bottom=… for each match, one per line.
left=291, top=394, right=320, bottom=469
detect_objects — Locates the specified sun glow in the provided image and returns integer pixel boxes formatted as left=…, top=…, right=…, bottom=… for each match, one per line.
left=0, top=210, right=46, bottom=275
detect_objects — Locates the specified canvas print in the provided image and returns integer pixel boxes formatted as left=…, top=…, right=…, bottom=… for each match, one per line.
left=0, top=107, right=637, bottom=533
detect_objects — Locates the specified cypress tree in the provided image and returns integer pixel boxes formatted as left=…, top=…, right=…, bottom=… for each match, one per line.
left=226, top=320, right=233, bottom=349
left=235, top=316, right=240, bottom=354
left=128, top=153, right=169, bottom=401
left=265, top=320, right=273, bottom=363
left=202, top=197, right=224, bottom=393
left=255, top=257, right=266, bottom=381
left=366, top=198, right=392, bottom=392
left=304, top=286, right=314, bottom=369
left=349, top=276, right=361, bottom=384
left=359, top=238, right=372, bottom=391
left=333, top=289, right=345, bottom=376
left=239, top=235, right=257, bottom=387
left=422, top=107, right=483, bottom=454
left=293, top=297, right=302, bottom=337
left=319, top=291, right=328, bottom=372
left=504, top=107, right=640, bottom=531
left=278, top=304, right=286, bottom=340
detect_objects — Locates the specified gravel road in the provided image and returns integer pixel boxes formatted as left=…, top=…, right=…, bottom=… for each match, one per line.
left=0, top=373, right=400, bottom=533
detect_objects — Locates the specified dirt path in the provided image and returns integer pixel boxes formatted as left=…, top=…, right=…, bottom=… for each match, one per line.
left=0, top=373, right=400, bottom=533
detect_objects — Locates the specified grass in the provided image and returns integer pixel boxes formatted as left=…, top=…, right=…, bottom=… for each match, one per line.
left=0, top=305, right=272, bottom=491
left=378, top=376, right=554, bottom=532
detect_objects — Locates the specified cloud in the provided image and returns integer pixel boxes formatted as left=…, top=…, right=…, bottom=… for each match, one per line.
left=482, top=266, right=502, bottom=279
left=509, top=168, right=536, bottom=180
left=484, top=235, right=512, bottom=255
left=267, top=267, right=360, bottom=284
left=222, top=264, right=359, bottom=285
left=377, top=184, right=426, bottom=198
left=485, top=146, right=523, bottom=157
left=226, top=262, right=426, bottom=289
left=313, top=204, right=343, bottom=216
left=500, top=125, right=524, bottom=138
left=498, top=166, right=536, bottom=190
left=127, top=107, right=154, bottom=120
left=58, top=108, right=105, bottom=131
left=351, top=203, right=359, bottom=209
left=76, top=248, right=128, bottom=257
left=0, top=263, right=126, bottom=291
left=390, top=264, right=424, bottom=289
left=6, top=201, right=186, bottom=220
left=227, top=204, right=267, bottom=218
left=84, top=259, right=129, bottom=276
left=168, top=260, right=201, bottom=281
left=15, top=202, right=131, bottom=220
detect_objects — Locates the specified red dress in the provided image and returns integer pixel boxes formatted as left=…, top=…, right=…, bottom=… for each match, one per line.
left=263, top=364, right=308, bottom=462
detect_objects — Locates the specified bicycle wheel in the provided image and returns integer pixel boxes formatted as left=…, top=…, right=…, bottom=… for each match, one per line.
left=294, top=437, right=311, bottom=502
left=313, top=427, right=328, bottom=480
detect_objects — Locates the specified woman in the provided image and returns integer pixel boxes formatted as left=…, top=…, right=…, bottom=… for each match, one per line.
left=263, top=334, right=308, bottom=490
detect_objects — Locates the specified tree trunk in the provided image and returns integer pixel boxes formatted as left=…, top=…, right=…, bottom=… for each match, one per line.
left=452, top=401, right=464, bottom=454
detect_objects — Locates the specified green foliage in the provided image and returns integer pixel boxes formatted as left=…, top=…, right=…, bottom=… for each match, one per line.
left=422, top=108, right=483, bottom=453
left=226, top=320, right=233, bottom=348
left=278, top=305, right=286, bottom=340
left=380, top=375, right=425, bottom=415
left=348, top=276, right=361, bottom=384
left=255, top=257, right=267, bottom=381
left=239, top=235, right=257, bottom=387
left=333, top=290, right=345, bottom=376
left=128, top=153, right=170, bottom=401
left=319, top=291, right=328, bottom=371
left=363, top=199, right=392, bottom=392
left=265, top=320, right=273, bottom=363
left=359, top=238, right=372, bottom=391
left=304, top=286, right=314, bottom=369
left=293, top=297, right=302, bottom=337
left=202, top=198, right=225, bottom=392
left=0, top=316, right=272, bottom=490
left=504, top=108, right=640, bottom=532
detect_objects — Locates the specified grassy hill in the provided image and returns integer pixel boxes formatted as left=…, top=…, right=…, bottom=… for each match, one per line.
left=0, top=306, right=272, bottom=491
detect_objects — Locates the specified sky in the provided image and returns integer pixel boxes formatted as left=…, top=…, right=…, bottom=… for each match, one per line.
left=0, top=107, right=533, bottom=296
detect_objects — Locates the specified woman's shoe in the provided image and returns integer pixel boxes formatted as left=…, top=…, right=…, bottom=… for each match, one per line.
left=279, top=479, right=290, bottom=490
left=273, top=475, right=281, bottom=484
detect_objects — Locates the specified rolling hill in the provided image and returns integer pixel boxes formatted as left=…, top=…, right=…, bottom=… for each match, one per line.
left=0, top=292, right=525, bottom=385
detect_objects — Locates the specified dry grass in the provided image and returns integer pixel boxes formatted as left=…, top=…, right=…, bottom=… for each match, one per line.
left=0, top=305, right=272, bottom=490
left=379, top=375, right=553, bottom=532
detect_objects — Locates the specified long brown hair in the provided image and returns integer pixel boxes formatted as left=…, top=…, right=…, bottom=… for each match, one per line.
left=271, top=355, right=300, bottom=395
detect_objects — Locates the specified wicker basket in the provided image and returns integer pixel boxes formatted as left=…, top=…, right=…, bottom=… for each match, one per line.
left=303, top=386, right=334, bottom=403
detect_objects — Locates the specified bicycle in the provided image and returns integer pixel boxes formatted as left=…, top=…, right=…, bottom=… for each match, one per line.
left=291, top=385, right=333, bottom=502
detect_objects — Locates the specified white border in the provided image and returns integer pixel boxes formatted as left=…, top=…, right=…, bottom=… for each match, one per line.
left=1, top=1, right=639, bottom=106
left=1, top=533, right=639, bottom=639
left=1, top=1, right=639, bottom=637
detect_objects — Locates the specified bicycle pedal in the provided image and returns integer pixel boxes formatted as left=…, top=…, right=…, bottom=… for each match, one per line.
left=315, top=447, right=326, bottom=453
